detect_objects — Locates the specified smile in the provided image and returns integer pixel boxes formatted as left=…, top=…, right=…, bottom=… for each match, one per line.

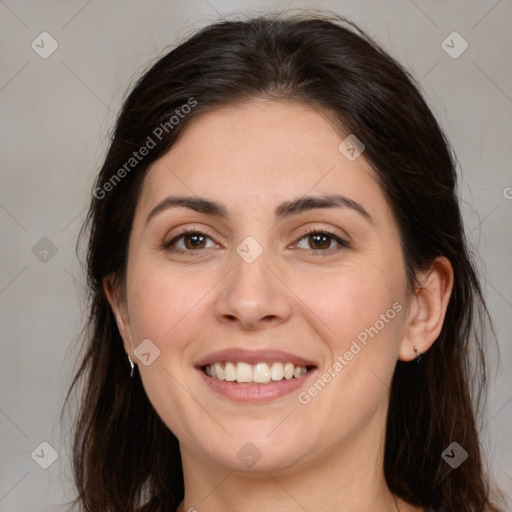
left=203, top=361, right=312, bottom=384
left=195, top=349, right=318, bottom=402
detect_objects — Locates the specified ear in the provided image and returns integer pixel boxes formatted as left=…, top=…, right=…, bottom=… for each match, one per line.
left=398, top=256, right=454, bottom=362
left=103, top=274, right=133, bottom=356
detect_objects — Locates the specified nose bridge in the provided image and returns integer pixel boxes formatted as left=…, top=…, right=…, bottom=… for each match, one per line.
left=215, top=234, right=291, bottom=328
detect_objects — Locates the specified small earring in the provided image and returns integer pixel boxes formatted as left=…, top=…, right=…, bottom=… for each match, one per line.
left=128, top=354, right=135, bottom=377
left=414, top=346, right=422, bottom=363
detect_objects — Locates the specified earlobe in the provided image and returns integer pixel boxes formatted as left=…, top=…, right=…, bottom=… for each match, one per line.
left=398, top=256, right=454, bottom=362
left=103, top=274, right=132, bottom=349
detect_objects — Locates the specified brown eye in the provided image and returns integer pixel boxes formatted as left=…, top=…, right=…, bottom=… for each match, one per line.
left=296, top=229, right=350, bottom=253
left=163, top=231, right=216, bottom=252
left=308, top=232, right=332, bottom=250
left=182, top=233, right=207, bottom=250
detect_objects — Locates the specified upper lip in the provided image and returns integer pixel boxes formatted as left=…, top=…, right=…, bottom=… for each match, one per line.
left=195, top=349, right=318, bottom=368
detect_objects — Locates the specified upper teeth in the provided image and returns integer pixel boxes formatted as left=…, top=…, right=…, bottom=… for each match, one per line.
left=205, top=362, right=308, bottom=384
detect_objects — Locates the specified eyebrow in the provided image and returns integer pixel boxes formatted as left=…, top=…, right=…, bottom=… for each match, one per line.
left=145, top=193, right=373, bottom=225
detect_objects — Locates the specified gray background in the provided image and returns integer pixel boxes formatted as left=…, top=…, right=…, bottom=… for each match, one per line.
left=0, top=0, right=511, bottom=510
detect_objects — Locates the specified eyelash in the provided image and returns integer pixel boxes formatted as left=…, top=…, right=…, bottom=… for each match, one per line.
left=162, top=227, right=351, bottom=256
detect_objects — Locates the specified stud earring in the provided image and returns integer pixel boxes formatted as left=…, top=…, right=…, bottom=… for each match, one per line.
left=414, top=346, right=422, bottom=363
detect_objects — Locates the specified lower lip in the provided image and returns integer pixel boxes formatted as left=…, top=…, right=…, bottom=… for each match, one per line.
left=197, top=367, right=317, bottom=403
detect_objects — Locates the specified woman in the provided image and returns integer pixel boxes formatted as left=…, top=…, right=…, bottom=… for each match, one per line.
left=62, top=11, right=505, bottom=512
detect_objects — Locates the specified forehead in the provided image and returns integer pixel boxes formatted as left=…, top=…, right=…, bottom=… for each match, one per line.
left=137, top=99, right=390, bottom=224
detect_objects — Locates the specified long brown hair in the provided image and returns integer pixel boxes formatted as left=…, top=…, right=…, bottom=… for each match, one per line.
left=61, top=11, right=505, bottom=512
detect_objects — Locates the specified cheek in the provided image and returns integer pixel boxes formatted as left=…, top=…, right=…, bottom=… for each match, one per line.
left=300, top=273, right=405, bottom=434
left=126, top=258, right=209, bottom=338
left=291, top=259, right=404, bottom=350
left=293, top=260, right=406, bottom=421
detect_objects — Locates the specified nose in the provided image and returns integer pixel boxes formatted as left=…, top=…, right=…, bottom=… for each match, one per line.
left=214, top=246, right=292, bottom=330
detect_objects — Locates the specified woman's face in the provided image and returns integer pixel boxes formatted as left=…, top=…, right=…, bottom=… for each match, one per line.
left=114, top=99, right=412, bottom=474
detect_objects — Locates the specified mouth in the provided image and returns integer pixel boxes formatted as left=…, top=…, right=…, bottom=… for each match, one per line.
left=195, top=349, right=318, bottom=402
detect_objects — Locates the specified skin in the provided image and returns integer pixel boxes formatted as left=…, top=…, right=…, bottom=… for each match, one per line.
left=105, top=99, right=453, bottom=512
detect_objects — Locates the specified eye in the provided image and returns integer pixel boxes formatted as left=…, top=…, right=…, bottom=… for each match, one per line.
left=295, top=229, right=350, bottom=253
left=162, top=228, right=350, bottom=255
left=163, top=230, right=218, bottom=253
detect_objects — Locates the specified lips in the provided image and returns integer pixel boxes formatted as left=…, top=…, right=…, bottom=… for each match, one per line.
left=194, top=348, right=318, bottom=402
